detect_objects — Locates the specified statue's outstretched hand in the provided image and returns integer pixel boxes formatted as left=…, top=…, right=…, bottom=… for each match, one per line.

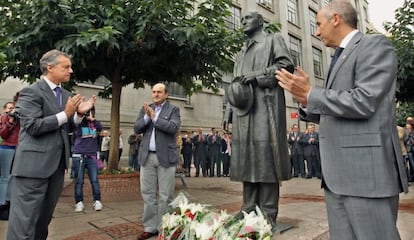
left=239, top=74, right=256, bottom=85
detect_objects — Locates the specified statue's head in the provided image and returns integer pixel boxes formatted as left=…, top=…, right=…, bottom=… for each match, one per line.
left=241, top=11, right=264, bottom=36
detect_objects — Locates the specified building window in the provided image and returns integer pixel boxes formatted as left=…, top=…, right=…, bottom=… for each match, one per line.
left=225, top=5, right=241, bottom=30
left=312, top=47, right=323, bottom=78
left=166, top=82, right=187, bottom=99
left=257, top=0, right=273, bottom=9
left=287, top=0, right=299, bottom=25
left=309, top=9, right=317, bottom=36
left=289, top=35, right=302, bottom=67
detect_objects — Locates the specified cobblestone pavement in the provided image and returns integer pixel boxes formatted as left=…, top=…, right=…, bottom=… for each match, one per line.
left=1, top=170, right=414, bottom=240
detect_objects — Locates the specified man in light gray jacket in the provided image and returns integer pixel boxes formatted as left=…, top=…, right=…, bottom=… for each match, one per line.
left=276, top=1, right=408, bottom=239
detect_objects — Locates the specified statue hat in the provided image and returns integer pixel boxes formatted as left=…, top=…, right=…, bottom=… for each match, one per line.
left=226, top=81, right=254, bottom=116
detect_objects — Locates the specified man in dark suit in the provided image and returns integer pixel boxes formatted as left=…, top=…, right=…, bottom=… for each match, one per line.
left=7, top=49, right=96, bottom=240
left=302, top=124, right=320, bottom=178
left=276, top=1, right=408, bottom=239
left=181, top=131, right=193, bottom=177
left=192, top=128, right=208, bottom=177
left=207, top=127, right=221, bottom=177
left=134, top=83, right=181, bottom=240
left=287, top=124, right=305, bottom=177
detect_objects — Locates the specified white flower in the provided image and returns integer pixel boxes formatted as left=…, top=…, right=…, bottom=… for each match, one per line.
left=160, top=193, right=273, bottom=240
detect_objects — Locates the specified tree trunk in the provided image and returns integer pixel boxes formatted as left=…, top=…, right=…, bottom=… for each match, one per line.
left=108, top=66, right=123, bottom=171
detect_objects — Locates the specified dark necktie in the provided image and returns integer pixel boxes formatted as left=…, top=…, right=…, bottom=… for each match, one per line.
left=54, top=86, right=62, bottom=108
left=327, top=47, right=344, bottom=79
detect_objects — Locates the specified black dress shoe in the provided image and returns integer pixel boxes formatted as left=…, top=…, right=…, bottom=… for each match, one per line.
left=0, top=208, right=9, bottom=221
left=137, top=231, right=158, bottom=240
left=0, top=202, right=10, bottom=221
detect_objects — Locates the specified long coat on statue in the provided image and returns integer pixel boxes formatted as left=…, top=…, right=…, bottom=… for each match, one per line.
left=226, top=31, right=293, bottom=183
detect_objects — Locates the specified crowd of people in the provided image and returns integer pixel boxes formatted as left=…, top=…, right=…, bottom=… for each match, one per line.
left=402, top=116, right=414, bottom=183
left=178, top=127, right=232, bottom=178
left=287, top=123, right=321, bottom=179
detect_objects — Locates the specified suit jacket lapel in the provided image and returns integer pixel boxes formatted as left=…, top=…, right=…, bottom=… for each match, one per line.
left=39, top=77, right=62, bottom=113
left=326, top=32, right=363, bottom=89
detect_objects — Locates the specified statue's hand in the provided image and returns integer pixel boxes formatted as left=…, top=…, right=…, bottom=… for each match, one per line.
left=232, top=76, right=242, bottom=82
left=239, top=74, right=256, bottom=85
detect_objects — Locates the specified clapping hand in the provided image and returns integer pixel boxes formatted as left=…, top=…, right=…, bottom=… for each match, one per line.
left=144, top=103, right=155, bottom=120
left=77, top=95, right=97, bottom=115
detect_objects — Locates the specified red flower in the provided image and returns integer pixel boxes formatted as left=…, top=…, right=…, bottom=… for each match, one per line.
left=172, top=227, right=182, bottom=239
left=184, top=209, right=195, bottom=220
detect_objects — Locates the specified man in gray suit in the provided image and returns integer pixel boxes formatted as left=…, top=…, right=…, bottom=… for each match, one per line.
left=7, top=49, right=96, bottom=240
left=134, top=83, right=181, bottom=240
left=276, top=1, right=408, bottom=239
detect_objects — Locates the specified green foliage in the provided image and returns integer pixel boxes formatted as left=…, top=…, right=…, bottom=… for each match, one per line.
left=0, top=0, right=243, bottom=94
left=396, top=101, right=414, bottom=126
left=264, top=22, right=282, bottom=33
left=384, top=0, right=414, bottom=102
left=0, top=0, right=243, bottom=171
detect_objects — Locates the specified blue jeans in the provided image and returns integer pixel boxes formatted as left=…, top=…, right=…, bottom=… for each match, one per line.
left=408, top=151, right=414, bottom=180
left=128, top=152, right=139, bottom=171
left=0, top=146, right=15, bottom=205
left=71, top=154, right=101, bottom=203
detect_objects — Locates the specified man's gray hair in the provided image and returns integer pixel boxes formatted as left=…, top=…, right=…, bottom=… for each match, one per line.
left=325, top=0, right=358, bottom=29
left=39, top=49, right=70, bottom=75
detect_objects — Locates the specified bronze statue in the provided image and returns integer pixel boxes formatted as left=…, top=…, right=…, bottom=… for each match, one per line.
left=223, top=11, right=294, bottom=232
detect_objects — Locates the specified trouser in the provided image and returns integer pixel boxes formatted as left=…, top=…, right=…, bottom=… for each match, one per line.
left=140, top=152, right=176, bottom=232
left=0, top=147, right=15, bottom=204
left=242, top=182, right=279, bottom=232
left=71, top=154, right=101, bottom=203
left=324, top=188, right=400, bottom=240
left=7, top=156, right=65, bottom=240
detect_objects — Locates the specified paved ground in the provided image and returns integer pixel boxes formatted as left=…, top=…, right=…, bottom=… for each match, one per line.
left=1, top=168, right=414, bottom=240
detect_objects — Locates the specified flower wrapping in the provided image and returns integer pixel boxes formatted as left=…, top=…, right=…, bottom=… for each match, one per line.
left=158, top=192, right=273, bottom=240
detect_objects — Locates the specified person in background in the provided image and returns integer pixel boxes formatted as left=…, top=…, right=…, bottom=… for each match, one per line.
left=287, top=124, right=305, bottom=178
left=100, top=130, right=110, bottom=167
left=221, top=132, right=232, bottom=177
left=181, top=131, right=193, bottom=177
left=276, top=1, right=408, bottom=239
left=71, top=107, right=103, bottom=212
left=207, top=127, right=221, bottom=177
left=192, top=128, right=208, bottom=177
left=397, top=125, right=409, bottom=182
left=405, top=123, right=414, bottom=182
left=7, top=49, right=96, bottom=240
left=119, top=128, right=124, bottom=162
left=302, top=124, right=320, bottom=179
left=0, top=96, right=20, bottom=220
left=134, top=83, right=181, bottom=240
left=128, top=133, right=142, bottom=171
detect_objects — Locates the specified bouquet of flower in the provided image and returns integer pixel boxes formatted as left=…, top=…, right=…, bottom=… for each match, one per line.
left=158, top=192, right=273, bottom=240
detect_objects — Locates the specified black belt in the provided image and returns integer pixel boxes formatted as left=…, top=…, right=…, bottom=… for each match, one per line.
left=149, top=151, right=156, bottom=153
